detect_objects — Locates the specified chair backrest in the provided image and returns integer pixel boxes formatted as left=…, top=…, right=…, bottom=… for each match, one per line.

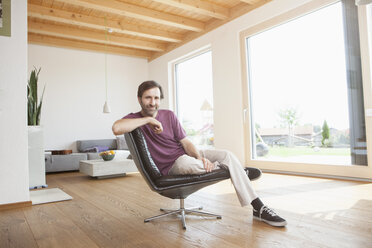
left=124, top=128, right=162, bottom=190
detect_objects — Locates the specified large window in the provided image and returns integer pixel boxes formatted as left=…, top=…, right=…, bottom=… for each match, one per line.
left=174, top=50, right=214, bottom=148
left=245, top=0, right=367, bottom=166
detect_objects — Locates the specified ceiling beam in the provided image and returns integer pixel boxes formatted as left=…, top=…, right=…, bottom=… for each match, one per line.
left=28, top=33, right=152, bottom=59
left=28, top=20, right=166, bottom=52
left=151, top=0, right=229, bottom=20
left=28, top=4, right=183, bottom=43
left=150, top=0, right=272, bottom=61
left=61, top=0, right=205, bottom=32
left=239, top=0, right=261, bottom=4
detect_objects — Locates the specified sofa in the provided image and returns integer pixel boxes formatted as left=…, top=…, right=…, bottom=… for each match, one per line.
left=45, top=136, right=130, bottom=172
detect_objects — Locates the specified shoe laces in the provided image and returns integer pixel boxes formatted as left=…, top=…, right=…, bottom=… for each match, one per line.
left=260, top=205, right=277, bottom=218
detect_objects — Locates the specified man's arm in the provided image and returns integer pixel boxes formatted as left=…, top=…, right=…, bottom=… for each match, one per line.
left=180, top=138, right=202, bottom=160
left=180, top=138, right=214, bottom=172
left=112, top=117, right=163, bottom=135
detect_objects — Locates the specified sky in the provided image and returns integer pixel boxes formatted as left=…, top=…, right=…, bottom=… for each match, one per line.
left=248, top=2, right=351, bottom=130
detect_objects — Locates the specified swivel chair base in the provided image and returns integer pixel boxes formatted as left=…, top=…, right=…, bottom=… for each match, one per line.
left=144, top=198, right=221, bottom=230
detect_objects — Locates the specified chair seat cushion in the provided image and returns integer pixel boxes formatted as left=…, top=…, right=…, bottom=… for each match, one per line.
left=155, top=168, right=230, bottom=188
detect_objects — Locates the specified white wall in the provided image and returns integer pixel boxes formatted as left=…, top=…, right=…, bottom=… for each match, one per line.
left=149, top=0, right=311, bottom=164
left=0, top=0, right=29, bottom=205
left=28, top=45, right=148, bottom=152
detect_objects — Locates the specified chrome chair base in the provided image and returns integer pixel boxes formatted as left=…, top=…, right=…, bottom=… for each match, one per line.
left=144, top=199, right=222, bottom=229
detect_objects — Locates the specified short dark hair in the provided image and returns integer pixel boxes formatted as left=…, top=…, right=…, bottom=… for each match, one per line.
left=137, top=80, right=164, bottom=99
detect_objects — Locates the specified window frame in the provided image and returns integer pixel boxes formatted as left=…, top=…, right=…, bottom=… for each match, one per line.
left=239, top=0, right=372, bottom=179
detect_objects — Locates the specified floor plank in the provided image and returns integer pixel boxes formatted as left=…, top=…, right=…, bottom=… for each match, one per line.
left=0, top=209, right=38, bottom=248
left=23, top=201, right=99, bottom=248
left=1, top=171, right=372, bottom=248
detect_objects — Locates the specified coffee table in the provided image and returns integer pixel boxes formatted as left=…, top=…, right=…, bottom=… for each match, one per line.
left=79, top=159, right=137, bottom=179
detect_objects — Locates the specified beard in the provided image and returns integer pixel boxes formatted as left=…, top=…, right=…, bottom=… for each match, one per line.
left=140, top=100, right=159, bottom=117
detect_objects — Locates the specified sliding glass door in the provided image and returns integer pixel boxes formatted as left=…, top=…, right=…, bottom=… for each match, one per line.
left=240, top=0, right=372, bottom=177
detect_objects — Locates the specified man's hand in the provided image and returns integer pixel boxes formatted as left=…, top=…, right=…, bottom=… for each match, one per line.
left=180, top=138, right=214, bottom=172
left=201, top=157, right=214, bottom=173
left=147, top=117, right=163, bottom=134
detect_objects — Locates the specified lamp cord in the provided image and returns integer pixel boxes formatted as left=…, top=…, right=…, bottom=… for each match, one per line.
left=104, top=16, right=108, bottom=102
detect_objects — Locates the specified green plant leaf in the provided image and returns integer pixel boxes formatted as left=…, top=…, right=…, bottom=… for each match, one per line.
left=27, top=67, right=44, bottom=126
left=36, top=85, right=46, bottom=125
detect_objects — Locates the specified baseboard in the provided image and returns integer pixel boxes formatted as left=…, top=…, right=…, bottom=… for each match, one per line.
left=262, top=169, right=372, bottom=182
left=0, top=201, right=32, bottom=211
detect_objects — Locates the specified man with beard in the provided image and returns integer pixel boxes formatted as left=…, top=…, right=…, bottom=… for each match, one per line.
left=112, top=80, right=287, bottom=227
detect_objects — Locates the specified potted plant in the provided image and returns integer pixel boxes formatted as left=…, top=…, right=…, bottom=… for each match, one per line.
left=27, top=67, right=47, bottom=189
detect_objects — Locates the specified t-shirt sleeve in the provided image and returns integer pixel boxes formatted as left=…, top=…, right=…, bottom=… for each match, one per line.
left=171, top=112, right=187, bottom=141
left=122, top=112, right=141, bottom=119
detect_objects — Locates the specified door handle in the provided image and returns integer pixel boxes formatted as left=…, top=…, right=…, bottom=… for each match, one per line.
left=243, top=108, right=248, bottom=123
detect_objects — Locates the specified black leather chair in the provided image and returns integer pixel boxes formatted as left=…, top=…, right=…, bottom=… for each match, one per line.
left=124, top=128, right=261, bottom=229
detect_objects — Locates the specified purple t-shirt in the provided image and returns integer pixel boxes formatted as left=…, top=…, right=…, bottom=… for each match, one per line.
left=123, top=109, right=187, bottom=175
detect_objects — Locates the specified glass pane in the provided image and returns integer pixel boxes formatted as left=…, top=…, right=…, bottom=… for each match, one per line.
left=175, top=51, right=214, bottom=148
left=247, top=1, right=367, bottom=165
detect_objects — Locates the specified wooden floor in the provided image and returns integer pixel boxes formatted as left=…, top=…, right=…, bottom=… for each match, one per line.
left=1, top=172, right=372, bottom=248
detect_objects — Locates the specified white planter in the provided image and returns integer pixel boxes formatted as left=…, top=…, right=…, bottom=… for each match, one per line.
left=28, top=126, right=46, bottom=188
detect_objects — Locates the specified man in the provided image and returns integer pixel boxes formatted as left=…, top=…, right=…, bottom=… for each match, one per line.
left=112, top=80, right=287, bottom=227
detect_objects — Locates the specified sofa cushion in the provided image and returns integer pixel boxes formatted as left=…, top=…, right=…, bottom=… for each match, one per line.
left=77, top=139, right=117, bottom=152
left=83, top=146, right=109, bottom=153
left=116, top=136, right=128, bottom=150
left=82, top=147, right=99, bottom=153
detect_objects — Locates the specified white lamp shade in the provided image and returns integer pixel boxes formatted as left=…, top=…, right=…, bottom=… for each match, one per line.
left=103, top=101, right=111, bottom=113
left=355, top=0, right=372, bottom=5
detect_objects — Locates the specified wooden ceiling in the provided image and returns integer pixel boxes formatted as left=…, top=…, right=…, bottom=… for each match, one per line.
left=28, top=0, right=271, bottom=61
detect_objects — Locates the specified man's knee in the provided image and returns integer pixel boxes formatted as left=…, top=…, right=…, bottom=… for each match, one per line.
left=217, top=149, right=242, bottom=168
left=218, top=149, right=234, bottom=160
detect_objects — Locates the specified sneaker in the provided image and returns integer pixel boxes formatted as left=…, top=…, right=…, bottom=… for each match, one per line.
left=245, top=167, right=262, bottom=181
left=218, top=165, right=262, bottom=181
left=253, top=205, right=287, bottom=227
